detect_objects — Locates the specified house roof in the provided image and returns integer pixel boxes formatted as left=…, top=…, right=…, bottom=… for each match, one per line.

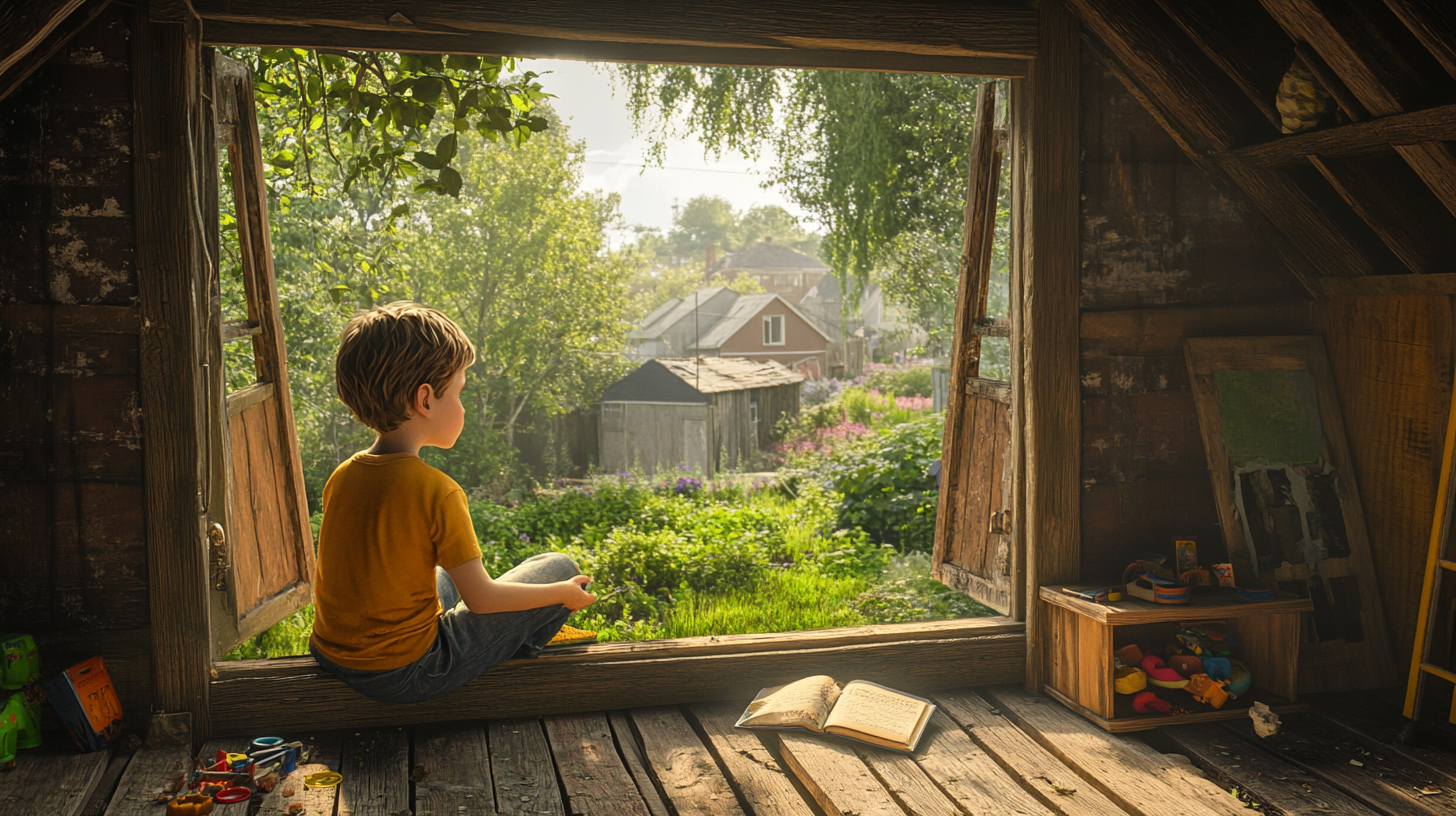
left=717, top=240, right=828, bottom=272
left=691, top=293, right=833, bottom=350
left=627, top=286, right=732, bottom=341
left=655, top=357, right=804, bottom=393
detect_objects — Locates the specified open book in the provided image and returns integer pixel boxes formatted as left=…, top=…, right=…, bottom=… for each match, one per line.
left=734, top=675, right=935, bottom=753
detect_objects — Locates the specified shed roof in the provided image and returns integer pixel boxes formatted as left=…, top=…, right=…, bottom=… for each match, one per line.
left=656, top=357, right=804, bottom=392
left=717, top=240, right=828, bottom=272
left=691, top=293, right=832, bottom=350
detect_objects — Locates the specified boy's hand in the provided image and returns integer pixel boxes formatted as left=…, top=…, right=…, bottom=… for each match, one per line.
left=559, top=575, right=597, bottom=612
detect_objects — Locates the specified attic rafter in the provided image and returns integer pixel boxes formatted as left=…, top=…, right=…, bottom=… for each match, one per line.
left=1065, top=0, right=1383, bottom=294
left=0, top=0, right=108, bottom=103
left=1234, top=101, right=1456, bottom=167
left=1382, top=0, right=1456, bottom=80
left=1153, top=0, right=1288, bottom=129
left=1260, top=0, right=1456, bottom=219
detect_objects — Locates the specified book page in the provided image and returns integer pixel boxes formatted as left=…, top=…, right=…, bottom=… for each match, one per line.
left=738, top=675, right=841, bottom=731
left=822, top=680, right=930, bottom=745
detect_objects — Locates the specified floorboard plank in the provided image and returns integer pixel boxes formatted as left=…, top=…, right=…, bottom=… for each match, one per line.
left=1309, top=690, right=1456, bottom=785
left=198, top=738, right=252, bottom=816
left=857, top=743, right=960, bottom=816
left=544, top=712, right=652, bottom=816
left=777, top=732, right=905, bottom=816
left=935, top=690, right=1128, bottom=816
left=981, top=687, right=1246, bottom=816
left=687, top=703, right=818, bottom=816
left=255, top=733, right=345, bottom=816
left=1220, top=715, right=1456, bottom=815
left=415, top=723, right=495, bottom=816
left=0, top=741, right=113, bottom=816
left=489, top=719, right=564, bottom=816
left=79, top=750, right=134, bottom=816
left=631, top=706, right=746, bottom=816
left=337, top=729, right=409, bottom=816
left=101, top=748, right=191, bottom=816
left=885, top=709, right=1051, bottom=816
left=607, top=711, right=672, bottom=816
left=1157, top=724, right=1379, bottom=816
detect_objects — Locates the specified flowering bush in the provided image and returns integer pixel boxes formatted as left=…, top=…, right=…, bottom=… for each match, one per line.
left=674, top=476, right=703, bottom=495
left=826, top=415, right=943, bottom=552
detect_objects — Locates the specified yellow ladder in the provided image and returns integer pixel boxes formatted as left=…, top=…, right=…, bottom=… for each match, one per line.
left=1405, top=380, right=1456, bottom=722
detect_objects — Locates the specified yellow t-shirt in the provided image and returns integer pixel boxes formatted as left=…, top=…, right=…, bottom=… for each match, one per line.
left=309, top=451, right=482, bottom=671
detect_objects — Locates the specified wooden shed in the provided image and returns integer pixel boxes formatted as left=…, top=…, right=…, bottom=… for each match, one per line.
left=9, top=2, right=1456, bottom=815
left=599, top=357, right=802, bottom=476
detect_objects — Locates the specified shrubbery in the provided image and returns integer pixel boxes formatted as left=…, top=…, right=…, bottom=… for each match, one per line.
left=825, top=415, right=942, bottom=552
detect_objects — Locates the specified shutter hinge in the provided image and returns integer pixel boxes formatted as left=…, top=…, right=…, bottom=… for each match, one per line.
left=208, top=523, right=229, bottom=591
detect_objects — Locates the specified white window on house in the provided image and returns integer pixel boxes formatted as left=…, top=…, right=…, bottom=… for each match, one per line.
left=603, top=402, right=625, bottom=430
left=763, top=315, right=785, bottom=345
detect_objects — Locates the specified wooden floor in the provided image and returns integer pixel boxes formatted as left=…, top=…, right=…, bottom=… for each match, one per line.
left=7, top=685, right=1456, bottom=816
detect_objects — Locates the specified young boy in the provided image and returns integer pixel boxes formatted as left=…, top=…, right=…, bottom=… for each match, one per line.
left=309, top=301, right=596, bottom=703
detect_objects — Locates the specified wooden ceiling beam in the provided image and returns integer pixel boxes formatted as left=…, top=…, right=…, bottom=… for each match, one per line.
left=192, top=1, right=1039, bottom=61
left=1309, top=153, right=1456, bottom=275
left=1260, top=0, right=1456, bottom=219
left=200, top=20, right=1030, bottom=77
left=1382, top=0, right=1456, bottom=81
left=1067, top=0, right=1382, bottom=292
left=1233, top=101, right=1456, bottom=166
left=0, top=0, right=90, bottom=99
left=1154, top=0, right=1290, bottom=129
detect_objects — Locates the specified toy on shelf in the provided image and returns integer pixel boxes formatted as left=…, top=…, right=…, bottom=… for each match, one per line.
left=42, top=656, right=123, bottom=752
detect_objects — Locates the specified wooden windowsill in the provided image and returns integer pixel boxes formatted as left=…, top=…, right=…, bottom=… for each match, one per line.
left=207, top=617, right=1025, bottom=735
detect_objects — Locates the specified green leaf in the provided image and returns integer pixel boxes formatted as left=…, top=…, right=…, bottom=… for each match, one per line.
left=485, top=105, right=513, bottom=131
left=436, top=133, right=458, bottom=163
left=525, top=116, right=549, bottom=132
left=447, top=54, right=479, bottom=71
left=412, top=151, right=444, bottom=170
left=306, top=74, right=324, bottom=104
left=439, top=166, right=463, bottom=196
left=308, top=113, right=324, bottom=131
left=412, top=78, right=445, bottom=105
left=268, top=150, right=297, bottom=169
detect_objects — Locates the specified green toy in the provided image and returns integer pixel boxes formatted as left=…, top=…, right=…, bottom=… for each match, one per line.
left=0, top=695, right=22, bottom=765
left=0, top=635, right=39, bottom=691
left=0, top=635, right=43, bottom=757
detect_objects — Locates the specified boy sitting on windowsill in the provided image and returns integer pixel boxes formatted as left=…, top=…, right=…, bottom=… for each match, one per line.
left=308, top=301, right=597, bottom=703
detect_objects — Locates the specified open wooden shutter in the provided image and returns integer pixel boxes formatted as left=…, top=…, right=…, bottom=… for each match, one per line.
left=932, top=82, right=1018, bottom=616
left=204, top=53, right=315, bottom=656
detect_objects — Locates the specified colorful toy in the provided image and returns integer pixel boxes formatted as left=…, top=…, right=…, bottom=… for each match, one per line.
left=1226, top=660, right=1253, bottom=698
left=167, top=793, right=215, bottom=816
left=1141, top=655, right=1190, bottom=689
left=42, top=657, right=124, bottom=752
left=1186, top=673, right=1231, bottom=709
left=1115, top=644, right=1144, bottom=668
left=0, top=635, right=40, bottom=691
left=1114, top=667, right=1148, bottom=695
left=1168, top=654, right=1203, bottom=678
left=1132, top=691, right=1172, bottom=714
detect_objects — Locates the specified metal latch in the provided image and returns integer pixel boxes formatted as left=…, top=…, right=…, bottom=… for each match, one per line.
left=208, top=523, right=228, bottom=591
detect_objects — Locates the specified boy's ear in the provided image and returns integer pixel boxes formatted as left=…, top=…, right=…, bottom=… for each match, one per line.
left=413, top=382, right=435, bottom=417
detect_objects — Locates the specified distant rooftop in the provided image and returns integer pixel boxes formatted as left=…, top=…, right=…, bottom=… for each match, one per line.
left=654, top=357, right=804, bottom=393
left=717, top=239, right=828, bottom=272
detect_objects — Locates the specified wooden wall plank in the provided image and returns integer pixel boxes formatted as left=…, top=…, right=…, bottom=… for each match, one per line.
left=415, top=723, right=495, bottom=816
left=544, top=713, right=652, bottom=816
left=131, top=0, right=213, bottom=733
left=687, top=703, right=818, bottom=816
left=776, top=733, right=903, bottom=816
left=935, top=690, right=1129, bottom=816
left=208, top=632, right=1026, bottom=735
left=1020, top=0, right=1082, bottom=693
left=629, top=707, right=744, bottom=816
left=337, top=730, right=409, bottom=816
left=1310, top=295, right=1455, bottom=671
left=227, top=410, right=262, bottom=610
left=489, top=719, right=565, bottom=816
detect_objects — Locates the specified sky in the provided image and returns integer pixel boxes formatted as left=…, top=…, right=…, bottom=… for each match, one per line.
left=526, top=59, right=819, bottom=249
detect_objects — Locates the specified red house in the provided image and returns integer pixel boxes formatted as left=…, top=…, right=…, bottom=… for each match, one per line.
left=688, top=293, right=832, bottom=380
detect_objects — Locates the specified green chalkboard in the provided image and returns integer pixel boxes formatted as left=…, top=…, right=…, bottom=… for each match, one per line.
left=1214, top=369, right=1322, bottom=467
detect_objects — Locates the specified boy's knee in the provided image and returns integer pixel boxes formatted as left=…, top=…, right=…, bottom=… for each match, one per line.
left=543, top=552, right=579, bottom=580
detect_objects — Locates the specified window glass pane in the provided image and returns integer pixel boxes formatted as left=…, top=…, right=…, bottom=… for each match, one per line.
left=980, top=336, right=1010, bottom=381
left=218, top=145, right=255, bottom=392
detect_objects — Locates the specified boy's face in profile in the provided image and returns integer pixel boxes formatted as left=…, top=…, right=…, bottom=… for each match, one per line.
left=418, top=366, right=468, bottom=449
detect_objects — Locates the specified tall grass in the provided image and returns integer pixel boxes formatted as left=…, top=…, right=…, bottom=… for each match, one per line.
left=662, top=569, right=870, bottom=638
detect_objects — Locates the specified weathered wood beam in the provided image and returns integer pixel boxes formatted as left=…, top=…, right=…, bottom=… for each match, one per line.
left=1065, top=0, right=1384, bottom=292
left=1154, top=0, right=1290, bottom=129
left=201, top=19, right=1031, bottom=77
left=1260, top=0, right=1456, bottom=219
left=0, top=0, right=87, bottom=76
left=1383, top=0, right=1456, bottom=80
left=1233, top=101, right=1456, bottom=167
left=207, top=627, right=1026, bottom=735
left=1320, top=272, right=1456, bottom=297
left=132, top=0, right=214, bottom=739
left=0, top=0, right=111, bottom=103
left=1018, top=0, right=1080, bottom=691
left=193, top=0, right=1039, bottom=59
left=1309, top=153, right=1456, bottom=275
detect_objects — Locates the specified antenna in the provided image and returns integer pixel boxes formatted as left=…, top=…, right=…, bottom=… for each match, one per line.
left=694, top=288, right=701, bottom=393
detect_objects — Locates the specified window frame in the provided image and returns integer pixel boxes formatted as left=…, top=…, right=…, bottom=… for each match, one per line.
left=762, top=314, right=785, bottom=345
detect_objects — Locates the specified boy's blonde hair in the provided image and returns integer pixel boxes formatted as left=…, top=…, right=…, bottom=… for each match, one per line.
left=336, top=302, right=476, bottom=433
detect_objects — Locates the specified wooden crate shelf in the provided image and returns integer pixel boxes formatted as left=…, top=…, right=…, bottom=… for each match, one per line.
left=1040, top=584, right=1314, bottom=733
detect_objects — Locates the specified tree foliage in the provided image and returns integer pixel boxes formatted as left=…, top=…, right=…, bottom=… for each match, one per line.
left=611, top=67, right=987, bottom=301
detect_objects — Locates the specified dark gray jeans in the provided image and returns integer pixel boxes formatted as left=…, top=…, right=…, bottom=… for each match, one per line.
left=310, top=552, right=577, bottom=703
